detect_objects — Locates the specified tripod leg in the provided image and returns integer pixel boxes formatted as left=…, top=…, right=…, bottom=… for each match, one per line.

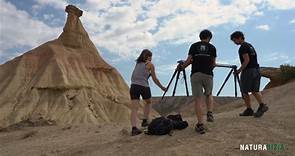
left=236, top=74, right=241, bottom=87
left=234, top=72, right=237, bottom=97
left=217, top=69, right=234, bottom=96
left=235, top=73, right=243, bottom=98
left=172, top=70, right=181, bottom=96
left=233, top=66, right=243, bottom=98
left=161, top=69, right=178, bottom=99
left=182, top=70, right=189, bottom=96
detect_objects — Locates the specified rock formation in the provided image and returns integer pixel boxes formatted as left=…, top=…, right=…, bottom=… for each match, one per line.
left=0, top=5, right=131, bottom=127
left=260, top=66, right=295, bottom=89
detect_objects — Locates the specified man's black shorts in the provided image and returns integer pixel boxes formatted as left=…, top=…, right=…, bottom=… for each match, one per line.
left=240, top=68, right=261, bottom=93
left=130, top=84, right=151, bottom=100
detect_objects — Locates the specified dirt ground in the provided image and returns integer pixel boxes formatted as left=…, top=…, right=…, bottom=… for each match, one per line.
left=1, top=82, right=294, bottom=156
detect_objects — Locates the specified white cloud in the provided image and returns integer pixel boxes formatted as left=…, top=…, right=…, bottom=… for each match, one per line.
left=43, top=14, right=54, bottom=20
left=156, top=64, right=178, bottom=75
left=290, top=19, right=295, bottom=24
left=80, top=0, right=266, bottom=58
left=256, top=24, right=270, bottom=31
left=254, top=11, right=264, bottom=16
left=261, top=52, right=293, bottom=66
left=266, top=0, right=295, bottom=10
left=33, top=0, right=67, bottom=10
left=1, top=0, right=295, bottom=62
left=0, top=0, right=61, bottom=55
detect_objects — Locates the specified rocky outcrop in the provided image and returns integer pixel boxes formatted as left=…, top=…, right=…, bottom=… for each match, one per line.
left=260, top=66, right=294, bottom=89
left=0, top=5, right=131, bottom=127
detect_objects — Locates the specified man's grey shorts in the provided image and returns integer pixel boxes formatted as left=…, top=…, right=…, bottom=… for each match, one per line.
left=240, top=68, right=261, bottom=93
left=190, top=72, right=213, bottom=97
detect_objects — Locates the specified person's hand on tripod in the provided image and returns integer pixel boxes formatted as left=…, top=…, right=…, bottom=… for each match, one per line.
left=234, top=68, right=242, bottom=75
left=161, top=86, right=167, bottom=92
left=177, top=56, right=192, bottom=71
left=177, top=64, right=184, bottom=71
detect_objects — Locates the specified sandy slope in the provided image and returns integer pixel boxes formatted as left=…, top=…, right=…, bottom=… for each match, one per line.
left=1, top=81, right=294, bottom=156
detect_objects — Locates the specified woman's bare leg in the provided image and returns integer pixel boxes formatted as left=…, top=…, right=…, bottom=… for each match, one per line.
left=131, top=100, right=140, bottom=127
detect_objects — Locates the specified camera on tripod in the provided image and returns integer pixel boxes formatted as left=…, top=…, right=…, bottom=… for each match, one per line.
left=161, top=60, right=189, bottom=99
left=177, top=60, right=185, bottom=65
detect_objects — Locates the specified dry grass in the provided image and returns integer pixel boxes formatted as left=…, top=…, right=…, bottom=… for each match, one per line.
left=280, top=64, right=295, bottom=82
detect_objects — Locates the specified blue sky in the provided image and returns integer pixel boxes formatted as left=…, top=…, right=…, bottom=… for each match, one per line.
left=1, top=0, right=295, bottom=97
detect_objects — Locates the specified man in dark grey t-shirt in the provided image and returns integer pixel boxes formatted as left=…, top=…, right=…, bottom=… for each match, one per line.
left=230, top=31, right=268, bottom=118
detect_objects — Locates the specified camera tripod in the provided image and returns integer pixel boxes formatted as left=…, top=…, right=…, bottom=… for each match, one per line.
left=161, top=63, right=242, bottom=98
left=161, top=60, right=189, bottom=99
left=215, top=64, right=241, bottom=97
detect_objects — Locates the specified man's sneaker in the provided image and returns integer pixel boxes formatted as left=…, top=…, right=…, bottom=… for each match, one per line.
left=239, top=108, right=254, bottom=116
left=195, top=123, right=206, bottom=134
left=131, top=127, right=142, bottom=136
left=207, top=112, right=214, bottom=122
left=254, top=104, right=269, bottom=118
left=141, top=119, right=149, bottom=127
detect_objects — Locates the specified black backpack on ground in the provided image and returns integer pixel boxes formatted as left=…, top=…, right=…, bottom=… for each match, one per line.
left=146, top=117, right=174, bottom=135
left=171, top=120, right=188, bottom=130
left=167, top=114, right=183, bottom=121
left=167, top=114, right=188, bottom=130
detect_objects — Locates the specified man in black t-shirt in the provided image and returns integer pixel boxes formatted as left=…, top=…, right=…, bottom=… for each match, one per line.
left=180, top=29, right=217, bottom=134
left=189, top=40, right=217, bottom=76
left=230, top=31, right=268, bottom=118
